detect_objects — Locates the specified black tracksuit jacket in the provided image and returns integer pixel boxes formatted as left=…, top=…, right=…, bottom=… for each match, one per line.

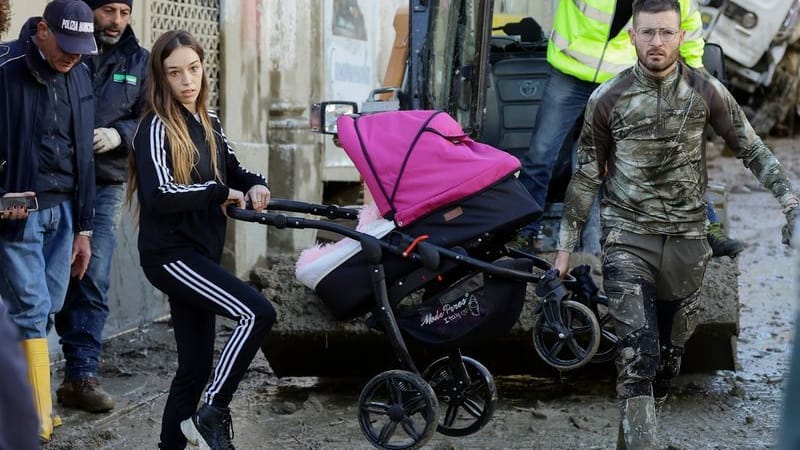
left=133, top=109, right=267, bottom=267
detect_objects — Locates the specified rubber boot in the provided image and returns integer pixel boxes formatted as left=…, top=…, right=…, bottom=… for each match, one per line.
left=21, top=338, right=55, bottom=441
left=616, top=395, right=658, bottom=450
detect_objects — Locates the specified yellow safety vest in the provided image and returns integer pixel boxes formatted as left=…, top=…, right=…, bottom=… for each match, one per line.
left=547, top=0, right=705, bottom=83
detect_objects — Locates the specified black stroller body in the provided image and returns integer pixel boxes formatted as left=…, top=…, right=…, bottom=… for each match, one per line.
left=229, top=110, right=614, bottom=449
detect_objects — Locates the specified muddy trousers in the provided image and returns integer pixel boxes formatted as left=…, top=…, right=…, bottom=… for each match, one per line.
left=144, top=254, right=276, bottom=450
left=602, top=230, right=711, bottom=400
left=602, top=230, right=710, bottom=448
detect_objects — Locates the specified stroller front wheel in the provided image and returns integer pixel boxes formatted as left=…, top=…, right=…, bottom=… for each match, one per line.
left=422, top=355, right=497, bottom=437
left=357, top=370, right=439, bottom=450
left=531, top=300, right=601, bottom=371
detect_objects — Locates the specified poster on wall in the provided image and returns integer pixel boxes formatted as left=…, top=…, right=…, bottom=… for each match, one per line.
left=323, top=0, right=377, bottom=182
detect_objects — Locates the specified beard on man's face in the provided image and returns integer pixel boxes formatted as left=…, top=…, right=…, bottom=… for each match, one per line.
left=95, top=26, right=123, bottom=46
left=639, top=47, right=679, bottom=74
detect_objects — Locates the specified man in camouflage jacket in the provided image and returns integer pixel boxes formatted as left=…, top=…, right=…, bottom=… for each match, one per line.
left=553, top=0, right=799, bottom=448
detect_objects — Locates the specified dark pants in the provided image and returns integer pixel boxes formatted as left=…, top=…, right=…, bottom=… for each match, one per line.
left=601, top=229, right=711, bottom=400
left=144, top=253, right=275, bottom=450
left=57, top=184, right=123, bottom=380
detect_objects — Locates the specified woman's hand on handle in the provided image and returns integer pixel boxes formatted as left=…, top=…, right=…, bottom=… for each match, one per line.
left=222, top=188, right=245, bottom=217
left=553, top=250, right=571, bottom=280
left=245, top=184, right=271, bottom=212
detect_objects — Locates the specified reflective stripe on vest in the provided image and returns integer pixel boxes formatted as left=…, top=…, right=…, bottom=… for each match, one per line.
left=685, top=26, right=703, bottom=42
left=550, top=29, right=633, bottom=80
left=572, top=0, right=612, bottom=23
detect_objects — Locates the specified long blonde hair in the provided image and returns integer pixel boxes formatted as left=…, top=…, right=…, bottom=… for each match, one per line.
left=127, top=30, right=220, bottom=206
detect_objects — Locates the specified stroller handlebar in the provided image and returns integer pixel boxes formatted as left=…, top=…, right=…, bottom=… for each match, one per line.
left=266, top=198, right=359, bottom=220
left=226, top=205, right=564, bottom=284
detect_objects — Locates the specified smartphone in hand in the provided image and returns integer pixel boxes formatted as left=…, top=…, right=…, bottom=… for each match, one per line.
left=0, top=193, right=38, bottom=212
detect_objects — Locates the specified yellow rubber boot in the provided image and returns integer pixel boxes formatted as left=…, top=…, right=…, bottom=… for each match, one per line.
left=21, top=338, right=55, bottom=441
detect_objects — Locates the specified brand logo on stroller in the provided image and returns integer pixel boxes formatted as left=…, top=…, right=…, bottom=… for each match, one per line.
left=420, top=293, right=481, bottom=327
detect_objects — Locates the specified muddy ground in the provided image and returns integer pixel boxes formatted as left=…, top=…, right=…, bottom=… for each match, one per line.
left=44, top=137, right=800, bottom=450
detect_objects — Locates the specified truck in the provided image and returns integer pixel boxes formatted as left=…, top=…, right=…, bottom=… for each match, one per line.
left=700, top=0, right=800, bottom=135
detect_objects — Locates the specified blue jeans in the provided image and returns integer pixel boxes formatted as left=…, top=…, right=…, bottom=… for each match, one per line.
left=56, top=184, right=123, bottom=380
left=518, top=68, right=599, bottom=235
left=0, top=201, right=74, bottom=339
left=706, top=197, right=719, bottom=224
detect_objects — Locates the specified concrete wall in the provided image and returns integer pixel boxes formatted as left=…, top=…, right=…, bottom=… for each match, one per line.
left=263, top=0, right=323, bottom=254
left=218, top=1, right=272, bottom=275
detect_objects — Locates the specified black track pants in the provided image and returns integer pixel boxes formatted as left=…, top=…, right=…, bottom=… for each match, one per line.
left=145, top=254, right=275, bottom=449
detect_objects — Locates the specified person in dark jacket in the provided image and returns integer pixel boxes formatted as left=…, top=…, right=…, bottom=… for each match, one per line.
left=0, top=0, right=98, bottom=441
left=128, top=30, right=275, bottom=450
left=55, top=0, right=149, bottom=414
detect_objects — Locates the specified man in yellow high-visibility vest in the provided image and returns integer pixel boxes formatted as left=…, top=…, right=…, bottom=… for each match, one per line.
left=517, top=0, right=744, bottom=258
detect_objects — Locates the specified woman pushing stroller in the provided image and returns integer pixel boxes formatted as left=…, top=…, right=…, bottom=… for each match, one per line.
left=127, top=30, right=275, bottom=450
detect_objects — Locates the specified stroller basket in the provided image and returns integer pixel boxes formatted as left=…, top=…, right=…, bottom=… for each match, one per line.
left=395, top=258, right=532, bottom=346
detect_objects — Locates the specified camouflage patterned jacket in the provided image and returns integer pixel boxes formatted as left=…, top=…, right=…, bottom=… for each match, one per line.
left=557, top=61, right=798, bottom=252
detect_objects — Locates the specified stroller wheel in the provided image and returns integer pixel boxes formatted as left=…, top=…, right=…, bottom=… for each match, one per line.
left=590, top=295, right=620, bottom=364
left=357, top=370, right=438, bottom=450
left=531, top=300, right=601, bottom=371
left=422, top=355, right=497, bottom=437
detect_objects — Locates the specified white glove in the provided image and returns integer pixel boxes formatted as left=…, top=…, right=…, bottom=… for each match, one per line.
left=93, top=127, right=122, bottom=154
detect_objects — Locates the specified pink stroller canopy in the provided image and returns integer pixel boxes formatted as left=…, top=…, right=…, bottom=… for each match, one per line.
left=336, top=110, right=521, bottom=227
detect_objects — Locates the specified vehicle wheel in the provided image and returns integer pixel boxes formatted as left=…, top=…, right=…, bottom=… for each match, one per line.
left=422, top=356, right=497, bottom=437
left=590, top=296, right=620, bottom=364
left=531, top=300, right=601, bottom=371
left=357, top=370, right=438, bottom=450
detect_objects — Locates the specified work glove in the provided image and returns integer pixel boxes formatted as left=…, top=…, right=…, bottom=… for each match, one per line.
left=781, top=207, right=800, bottom=247
left=93, top=127, right=122, bottom=154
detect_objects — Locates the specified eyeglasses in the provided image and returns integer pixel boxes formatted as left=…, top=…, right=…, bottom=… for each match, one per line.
left=636, top=27, right=680, bottom=43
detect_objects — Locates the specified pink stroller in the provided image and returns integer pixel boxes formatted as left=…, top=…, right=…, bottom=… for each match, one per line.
left=229, top=110, right=609, bottom=450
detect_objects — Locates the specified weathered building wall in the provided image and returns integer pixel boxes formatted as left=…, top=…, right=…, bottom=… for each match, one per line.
left=263, top=0, right=322, bottom=254
left=218, top=0, right=272, bottom=275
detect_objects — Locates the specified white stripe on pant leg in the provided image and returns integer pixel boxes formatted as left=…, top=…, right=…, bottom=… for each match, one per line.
left=166, top=261, right=256, bottom=402
left=164, top=261, right=257, bottom=403
left=165, top=261, right=255, bottom=403
left=164, top=261, right=249, bottom=380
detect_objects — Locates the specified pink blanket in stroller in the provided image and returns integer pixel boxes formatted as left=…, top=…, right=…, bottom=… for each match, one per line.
left=336, top=110, right=521, bottom=227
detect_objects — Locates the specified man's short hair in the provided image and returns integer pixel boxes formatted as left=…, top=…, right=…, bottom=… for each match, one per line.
left=633, top=0, right=682, bottom=21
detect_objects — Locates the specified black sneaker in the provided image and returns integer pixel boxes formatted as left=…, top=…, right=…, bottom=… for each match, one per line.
left=707, top=222, right=744, bottom=258
left=181, top=403, right=235, bottom=450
